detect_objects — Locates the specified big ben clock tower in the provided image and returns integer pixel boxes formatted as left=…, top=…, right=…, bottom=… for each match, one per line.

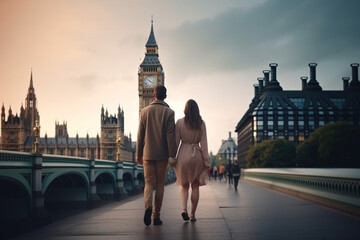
left=138, top=20, right=165, bottom=114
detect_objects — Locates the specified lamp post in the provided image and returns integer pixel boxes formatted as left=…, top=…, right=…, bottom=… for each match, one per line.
left=116, top=135, right=121, bottom=162
left=33, top=120, right=40, bottom=153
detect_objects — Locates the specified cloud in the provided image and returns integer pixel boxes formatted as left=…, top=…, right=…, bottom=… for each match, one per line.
left=162, top=0, right=360, bottom=77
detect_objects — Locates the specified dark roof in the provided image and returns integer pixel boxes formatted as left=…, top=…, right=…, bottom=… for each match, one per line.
left=235, top=89, right=360, bottom=132
left=217, top=135, right=237, bottom=155
left=25, top=137, right=98, bottom=146
left=146, top=21, right=157, bottom=47
left=140, top=55, right=161, bottom=67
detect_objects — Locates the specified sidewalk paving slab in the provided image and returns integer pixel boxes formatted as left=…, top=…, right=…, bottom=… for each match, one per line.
left=11, top=180, right=360, bottom=240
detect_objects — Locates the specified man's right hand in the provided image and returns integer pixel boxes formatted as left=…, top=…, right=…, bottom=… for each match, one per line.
left=137, top=157, right=143, bottom=165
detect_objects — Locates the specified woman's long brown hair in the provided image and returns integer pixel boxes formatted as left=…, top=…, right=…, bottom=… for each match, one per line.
left=184, top=99, right=202, bottom=130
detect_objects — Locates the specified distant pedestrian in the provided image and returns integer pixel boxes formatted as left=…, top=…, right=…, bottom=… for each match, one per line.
left=170, top=99, right=211, bottom=222
left=213, top=165, right=218, bottom=180
left=231, top=160, right=241, bottom=191
left=136, top=86, right=177, bottom=226
left=227, top=163, right=233, bottom=186
left=219, top=164, right=225, bottom=181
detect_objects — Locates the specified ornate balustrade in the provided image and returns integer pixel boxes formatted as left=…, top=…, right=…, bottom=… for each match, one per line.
left=244, top=168, right=360, bottom=215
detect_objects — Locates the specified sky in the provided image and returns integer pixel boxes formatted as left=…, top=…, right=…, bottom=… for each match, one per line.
left=1, top=0, right=360, bottom=154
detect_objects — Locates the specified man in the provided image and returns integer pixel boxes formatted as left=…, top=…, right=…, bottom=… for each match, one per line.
left=136, top=85, right=177, bottom=226
left=231, top=160, right=241, bottom=191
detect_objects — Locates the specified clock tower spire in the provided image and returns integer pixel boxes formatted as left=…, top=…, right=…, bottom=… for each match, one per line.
left=138, top=19, right=165, bottom=114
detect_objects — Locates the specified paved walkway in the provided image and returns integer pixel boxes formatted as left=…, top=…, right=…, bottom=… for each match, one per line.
left=12, top=179, right=360, bottom=240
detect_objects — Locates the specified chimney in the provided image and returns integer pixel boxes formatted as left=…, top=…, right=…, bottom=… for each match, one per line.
left=309, top=63, right=317, bottom=82
left=301, top=76, right=308, bottom=90
left=342, top=77, right=350, bottom=91
left=257, top=77, right=264, bottom=94
left=269, top=63, right=278, bottom=82
left=253, top=84, right=259, bottom=97
left=349, top=63, right=360, bottom=90
left=228, top=131, right=231, bottom=139
left=306, top=63, right=322, bottom=91
left=263, top=70, right=270, bottom=87
left=351, top=63, right=359, bottom=82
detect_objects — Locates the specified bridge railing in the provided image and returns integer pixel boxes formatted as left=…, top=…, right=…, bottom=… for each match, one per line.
left=0, top=150, right=33, bottom=167
left=244, top=168, right=360, bottom=215
left=43, top=154, right=91, bottom=167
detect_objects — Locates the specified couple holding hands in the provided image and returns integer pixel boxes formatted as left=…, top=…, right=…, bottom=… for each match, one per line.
left=136, top=85, right=211, bottom=226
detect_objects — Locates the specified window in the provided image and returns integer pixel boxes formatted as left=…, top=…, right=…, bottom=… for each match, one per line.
left=330, top=98, right=346, bottom=109
left=288, top=116, right=294, bottom=130
left=299, top=132, right=305, bottom=142
left=81, top=148, right=85, bottom=157
left=298, top=116, right=304, bottom=130
left=278, top=119, right=284, bottom=130
left=256, top=116, right=263, bottom=130
left=108, top=149, right=114, bottom=160
left=255, top=131, right=263, bottom=142
left=108, top=131, right=114, bottom=140
left=309, top=121, right=315, bottom=130
left=268, top=131, right=274, bottom=139
left=289, top=98, right=305, bottom=109
left=10, top=132, right=16, bottom=140
left=298, top=121, right=304, bottom=129
left=267, top=116, right=274, bottom=130
left=91, top=149, right=95, bottom=159
left=288, top=131, right=294, bottom=141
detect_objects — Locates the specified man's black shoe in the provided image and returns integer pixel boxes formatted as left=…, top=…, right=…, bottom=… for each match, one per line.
left=153, top=218, right=163, bottom=226
left=144, top=207, right=152, bottom=226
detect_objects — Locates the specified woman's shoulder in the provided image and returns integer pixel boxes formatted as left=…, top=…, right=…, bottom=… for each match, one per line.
left=176, top=117, right=185, bottom=124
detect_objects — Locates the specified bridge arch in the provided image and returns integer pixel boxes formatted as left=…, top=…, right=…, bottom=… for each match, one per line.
left=0, top=176, right=31, bottom=219
left=42, top=170, right=89, bottom=194
left=137, top=172, right=145, bottom=189
left=123, top=172, right=134, bottom=192
left=95, top=171, right=116, bottom=200
left=43, top=172, right=89, bottom=208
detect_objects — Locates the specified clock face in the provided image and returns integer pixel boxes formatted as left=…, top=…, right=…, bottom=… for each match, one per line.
left=144, top=76, right=156, bottom=88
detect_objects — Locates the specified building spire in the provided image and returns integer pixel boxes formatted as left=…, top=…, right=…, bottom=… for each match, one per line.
left=146, top=17, right=157, bottom=47
left=29, top=69, right=34, bottom=90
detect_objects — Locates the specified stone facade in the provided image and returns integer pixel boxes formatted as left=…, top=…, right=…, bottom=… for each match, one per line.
left=1, top=75, right=134, bottom=162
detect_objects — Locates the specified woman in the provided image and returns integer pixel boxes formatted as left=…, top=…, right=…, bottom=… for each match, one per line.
left=172, top=99, right=211, bottom=222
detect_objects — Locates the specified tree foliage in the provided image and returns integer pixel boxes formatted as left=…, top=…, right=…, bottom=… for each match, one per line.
left=246, top=138, right=296, bottom=168
left=296, top=122, right=360, bottom=167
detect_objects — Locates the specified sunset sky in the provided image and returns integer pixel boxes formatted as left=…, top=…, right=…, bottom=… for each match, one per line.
left=1, top=0, right=359, bottom=153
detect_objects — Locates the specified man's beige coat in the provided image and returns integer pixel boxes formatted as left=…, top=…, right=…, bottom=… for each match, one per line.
left=136, top=100, right=177, bottom=161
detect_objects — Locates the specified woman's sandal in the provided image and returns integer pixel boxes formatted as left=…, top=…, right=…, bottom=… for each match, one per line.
left=190, top=215, right=197, bottom=222
left=181, top=212, right=190, bottom=221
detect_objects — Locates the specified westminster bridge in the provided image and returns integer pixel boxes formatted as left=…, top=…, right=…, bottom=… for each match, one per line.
left=1, top=150, right=359, bottom=239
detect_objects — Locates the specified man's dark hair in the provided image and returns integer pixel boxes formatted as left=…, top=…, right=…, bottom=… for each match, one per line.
left=154, top=85, right=167, bottom=100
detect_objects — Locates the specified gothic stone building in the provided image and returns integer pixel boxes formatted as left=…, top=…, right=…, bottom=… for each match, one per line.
left=1, top=75, right=134, bottom=161
left=235, top=63, right=360, bottom=168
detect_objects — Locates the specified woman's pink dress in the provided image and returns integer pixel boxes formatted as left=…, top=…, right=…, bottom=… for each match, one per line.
left=175, top=118, right=211, bottom=186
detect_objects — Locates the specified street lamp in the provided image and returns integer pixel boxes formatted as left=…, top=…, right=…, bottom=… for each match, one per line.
left=33, top=120, right=40, bottom=153
left=116, top=135, right=121, bottom=162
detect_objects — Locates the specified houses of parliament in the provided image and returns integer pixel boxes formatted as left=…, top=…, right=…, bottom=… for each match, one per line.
left=1, top=21, right=164, bottom=162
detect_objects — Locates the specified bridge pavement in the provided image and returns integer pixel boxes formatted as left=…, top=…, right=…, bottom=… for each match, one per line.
left=11, top=179, right=360, bottom=240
